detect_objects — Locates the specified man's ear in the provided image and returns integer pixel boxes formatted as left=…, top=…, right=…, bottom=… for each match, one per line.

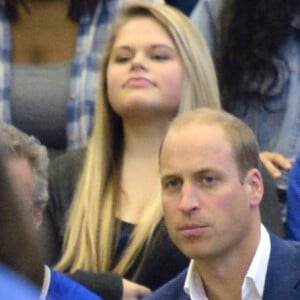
left=33, top=204, right=46, bottom=231
left=244, top=168, right=264, bottom=208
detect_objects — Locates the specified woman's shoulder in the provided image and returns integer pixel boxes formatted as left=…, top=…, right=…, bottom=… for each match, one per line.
left=49, top=148, right=87, bottom=193
left=50, top=148, right=86, bottom=173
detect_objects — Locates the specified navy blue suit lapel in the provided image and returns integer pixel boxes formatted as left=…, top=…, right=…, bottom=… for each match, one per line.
left=263, top=231, right=300, bottom=299
left=176, top=290, right=191, bottom=300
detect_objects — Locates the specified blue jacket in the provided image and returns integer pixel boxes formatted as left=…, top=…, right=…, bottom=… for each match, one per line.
left=286, top=153, right=300, bottom=241
left=46, top=269, right=103, bottom=300
left=0, top=263, right=41, bottom=300
left=145, top=232, right=300, bottom=300
left=0, top=265, right=103, bottom=300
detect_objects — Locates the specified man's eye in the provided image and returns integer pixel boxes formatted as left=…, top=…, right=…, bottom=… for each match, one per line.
left=201, top=175, right=218, bottom=186
left=162, top=179, right=181, bottom=192
left=204, top=176, right=215, bottom=183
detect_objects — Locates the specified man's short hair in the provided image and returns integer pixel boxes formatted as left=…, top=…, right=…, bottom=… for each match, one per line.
left=0, top=123, right=49, bottom=206
left=162, top=108, right=261, bottom=181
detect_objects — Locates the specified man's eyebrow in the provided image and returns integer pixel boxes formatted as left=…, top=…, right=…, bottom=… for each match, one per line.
left=193, top=168, right=221, bottom=177
left=195, top=168, right=216, bottom=174
left=161, top=173, right=179, bottom=181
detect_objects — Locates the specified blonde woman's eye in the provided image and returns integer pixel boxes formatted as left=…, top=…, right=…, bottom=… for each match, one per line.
left=114, top=56, right=131, bottom=63
left=152, top=54, right=170, bottom=61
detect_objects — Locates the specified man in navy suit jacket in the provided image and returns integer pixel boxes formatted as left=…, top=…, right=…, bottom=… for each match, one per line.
left=146, top=108, right=300, bottom=300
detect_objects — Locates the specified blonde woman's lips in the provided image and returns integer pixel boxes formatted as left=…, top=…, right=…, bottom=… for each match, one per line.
left=124, top=77, right=153, bottom=88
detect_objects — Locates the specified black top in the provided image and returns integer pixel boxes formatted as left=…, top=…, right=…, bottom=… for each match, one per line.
left=165, top=0, right=198, bottom=16
left=112, top=220, right=135, bottom=267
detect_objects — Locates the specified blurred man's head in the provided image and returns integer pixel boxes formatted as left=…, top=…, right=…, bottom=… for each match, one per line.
left=0, top=124, right=49, bottom=229
left=0, top=150, right=44, bottom=288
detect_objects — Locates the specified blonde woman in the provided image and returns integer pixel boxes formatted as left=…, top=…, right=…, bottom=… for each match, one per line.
left=43, top=2, right=220, bottom=300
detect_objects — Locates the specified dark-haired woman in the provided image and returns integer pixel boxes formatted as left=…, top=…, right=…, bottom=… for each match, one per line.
left=191, top=0, right=299, bottom=204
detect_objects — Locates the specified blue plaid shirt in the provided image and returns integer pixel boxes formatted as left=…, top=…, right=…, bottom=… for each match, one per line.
left=0, top=0, right=162, bottom=149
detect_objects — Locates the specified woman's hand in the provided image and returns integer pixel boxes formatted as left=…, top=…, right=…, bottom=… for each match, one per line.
left=122, top=278, right=152, bottom=300
left=260, top=151, right=294, bottom=179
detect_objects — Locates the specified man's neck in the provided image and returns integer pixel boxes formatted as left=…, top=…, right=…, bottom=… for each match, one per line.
left=196, top=260, right=246, bottom=300
left=194, top=225, right=261, bottom=300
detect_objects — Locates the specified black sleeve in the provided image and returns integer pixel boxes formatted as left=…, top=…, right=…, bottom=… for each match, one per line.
left=39, top=149, right=86, bottom=265
left=69, top=271, right=123, bottom=300
left=133, top=220, right=189, bottom=291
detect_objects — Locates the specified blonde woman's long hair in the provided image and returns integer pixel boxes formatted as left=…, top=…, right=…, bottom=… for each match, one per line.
left=55, top=2, right=221, bottom=276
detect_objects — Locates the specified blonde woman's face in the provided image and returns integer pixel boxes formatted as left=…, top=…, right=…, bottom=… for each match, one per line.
left=107, top=16, right=183, bottom=121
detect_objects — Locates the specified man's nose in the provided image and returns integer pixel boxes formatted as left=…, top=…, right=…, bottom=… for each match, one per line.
left=178, top=182, right=201, bottom=214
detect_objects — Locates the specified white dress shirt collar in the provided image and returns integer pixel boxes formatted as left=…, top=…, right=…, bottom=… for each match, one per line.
left=40, top=265, right=51, bottom=300
left=184, top=224, right=271, bottom=300
left=241, top=224, right=271, bottom=299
